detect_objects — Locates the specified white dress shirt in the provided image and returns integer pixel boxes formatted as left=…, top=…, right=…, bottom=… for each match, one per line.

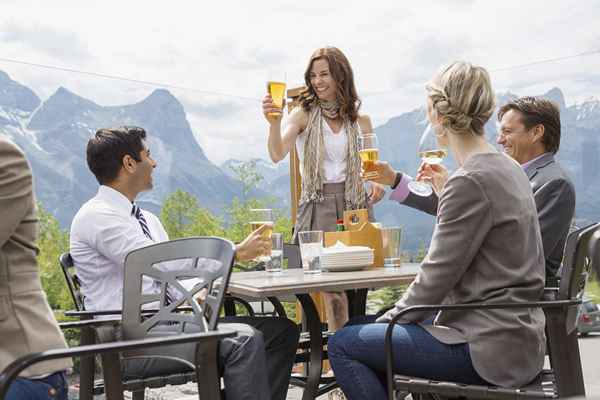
left=70, top=185, right=170, bottom=312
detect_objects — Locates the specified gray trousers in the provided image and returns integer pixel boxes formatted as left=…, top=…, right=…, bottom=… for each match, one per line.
left=122, top=316, right=299, bottom=400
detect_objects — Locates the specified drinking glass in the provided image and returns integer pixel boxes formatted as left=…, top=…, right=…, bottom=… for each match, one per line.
left=298, top=231, right=323, bottom=274
left=359, top=133, right=379, bottom=179
left=266, top=75, right=287, bottom=117
left=408, top=124, right=447, bottom=196
left=249, top=209, right=274, bottom=262
left=381, top=227, right=402, bottom=267
left=267, top=233, right=283, bottom=273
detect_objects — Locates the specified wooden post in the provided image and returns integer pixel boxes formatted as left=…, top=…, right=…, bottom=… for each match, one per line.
left=287, top=88, right=329, bottom=373
left=286, top=86, right=304, bottom=226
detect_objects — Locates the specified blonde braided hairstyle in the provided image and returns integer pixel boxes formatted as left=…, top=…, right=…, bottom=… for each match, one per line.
left=426, top=61, right=495, bottom=136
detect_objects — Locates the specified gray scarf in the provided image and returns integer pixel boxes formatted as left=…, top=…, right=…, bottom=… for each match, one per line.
left=301, top=103, right=367, bottom=210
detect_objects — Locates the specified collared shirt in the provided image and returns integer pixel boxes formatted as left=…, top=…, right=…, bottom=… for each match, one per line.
left=70, top=185, right=169, bottom=312
left=521, top=152, right=552, bottom=174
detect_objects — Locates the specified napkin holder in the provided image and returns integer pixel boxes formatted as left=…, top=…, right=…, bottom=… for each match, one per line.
left=324, top=209, right=383, bottom=267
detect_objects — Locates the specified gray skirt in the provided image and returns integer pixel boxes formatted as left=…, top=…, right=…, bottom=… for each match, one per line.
left=292, top=182, right=373, bottom=244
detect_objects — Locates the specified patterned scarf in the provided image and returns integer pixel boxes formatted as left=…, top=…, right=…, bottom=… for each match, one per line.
left=301, top=101, right=367, bottom=210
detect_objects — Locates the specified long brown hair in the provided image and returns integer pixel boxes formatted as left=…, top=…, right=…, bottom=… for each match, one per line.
left=299, top=47, right=361, bottom=123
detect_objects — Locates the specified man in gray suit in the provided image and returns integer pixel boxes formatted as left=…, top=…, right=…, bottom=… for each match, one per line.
left=0, top=136, right=71, bottom=399
left=384, top=97, right=575, bottom=286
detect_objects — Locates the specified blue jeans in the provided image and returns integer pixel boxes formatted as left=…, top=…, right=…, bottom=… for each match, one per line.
left=328, top=317, right=487, bottom=399
left=5, top=371, right=68, bottom=400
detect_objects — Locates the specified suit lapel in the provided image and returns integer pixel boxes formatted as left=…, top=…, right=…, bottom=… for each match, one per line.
left=524, top=153, right=554, bottom=181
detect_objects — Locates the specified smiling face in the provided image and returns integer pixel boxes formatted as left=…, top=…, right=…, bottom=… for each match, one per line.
left=129, top=139, right=156, bottom=192
left=497, top=109, right=543, bottom=164
left=309, top=58, right=337, bottom=102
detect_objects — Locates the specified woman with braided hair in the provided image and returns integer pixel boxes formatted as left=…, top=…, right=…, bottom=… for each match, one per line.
left=263, top=47, right=385, bottom=332
left=327, top=61, right=546, bottom=398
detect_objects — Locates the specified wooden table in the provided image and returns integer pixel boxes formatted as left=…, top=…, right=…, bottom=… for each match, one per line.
left=227, top=264, right=420, bottom=400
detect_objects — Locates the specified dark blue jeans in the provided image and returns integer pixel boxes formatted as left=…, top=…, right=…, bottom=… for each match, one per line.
left=328, top=316, right=487, bottom=399
left=5, top=371, right=68, bottom=400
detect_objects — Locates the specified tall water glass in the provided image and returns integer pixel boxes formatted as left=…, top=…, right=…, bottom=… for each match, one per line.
left=381, top=227, right=402, bottom=267
left=298, top=231, right=323, bottom=274
left=267, top=233, right=283, bottom=273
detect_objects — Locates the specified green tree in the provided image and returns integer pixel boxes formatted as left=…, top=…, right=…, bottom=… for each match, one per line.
left=230, top=160, right=263, bottom=201
left=36, top=203, right=72, bottom=310
left=160, top=189, right=224, bottom=239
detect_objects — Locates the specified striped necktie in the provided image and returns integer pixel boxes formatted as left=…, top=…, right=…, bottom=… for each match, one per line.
left=132, top=204, right=153, bottom=240
left=131, top=204, right=173, bottom=305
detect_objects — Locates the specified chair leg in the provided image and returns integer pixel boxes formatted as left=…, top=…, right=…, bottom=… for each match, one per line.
left=195, top=339, right=222, bottom=400
left=79, top=325, right=96, bottom=400
left=545, top=309, right=586, bottom=398
left=132, top=389, right=145, bottom=400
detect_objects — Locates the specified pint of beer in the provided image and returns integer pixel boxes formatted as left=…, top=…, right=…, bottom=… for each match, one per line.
left=267, top=81, right=286, bottom=116
left=359, top=133, right=379, bottom=179
left=249, top=209, right=274, bottom=238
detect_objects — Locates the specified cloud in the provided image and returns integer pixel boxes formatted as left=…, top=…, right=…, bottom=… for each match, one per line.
left=0, top=21, right=91, bottom=63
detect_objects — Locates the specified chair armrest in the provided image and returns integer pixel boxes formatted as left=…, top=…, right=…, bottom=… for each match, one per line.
left=383, top=298, right=581, bottom=400
left=64, top=306, right=195, bottom=319
left=0, top=328, right=237, bottom=399
left=59, top=318, right=121, bottom=330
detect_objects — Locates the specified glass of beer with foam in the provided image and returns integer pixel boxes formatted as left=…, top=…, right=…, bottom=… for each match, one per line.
left=249, top=209, right=274, bottom=239
left=359, top=133, right=379, bottom=179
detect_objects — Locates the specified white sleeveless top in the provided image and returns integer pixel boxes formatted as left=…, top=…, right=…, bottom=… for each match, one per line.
left=296, top=121, right=349, bottom=183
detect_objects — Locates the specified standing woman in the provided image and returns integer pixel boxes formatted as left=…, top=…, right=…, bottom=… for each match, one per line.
left=263, top=47, right=384, bottom=331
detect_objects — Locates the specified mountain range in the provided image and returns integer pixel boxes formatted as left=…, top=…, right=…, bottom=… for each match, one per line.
left=1, top=69, right=599, bottom=252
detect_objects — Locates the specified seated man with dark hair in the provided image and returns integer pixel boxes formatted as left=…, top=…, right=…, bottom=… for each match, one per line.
left=70, top=126, right=299, bottom=400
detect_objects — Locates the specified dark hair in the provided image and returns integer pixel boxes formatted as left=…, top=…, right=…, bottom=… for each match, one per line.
left=498, top=97, right=561, bottom=154
left=299, top=47, right=361, bottom=123
left=86, top=126, right=147, bottom=185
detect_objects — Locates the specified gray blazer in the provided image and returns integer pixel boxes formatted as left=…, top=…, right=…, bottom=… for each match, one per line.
left=0, top=137, right=71, bottom=377
left=379, top=153, right=546, bottom=388
left=401, top=153, right=575, bottom=282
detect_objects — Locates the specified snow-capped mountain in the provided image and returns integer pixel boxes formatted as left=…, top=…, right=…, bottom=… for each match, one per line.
left=0, top=70, right=244, bottom=226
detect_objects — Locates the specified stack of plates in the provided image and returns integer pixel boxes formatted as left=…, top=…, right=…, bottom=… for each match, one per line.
left=321, top=242, right=374, bottom=272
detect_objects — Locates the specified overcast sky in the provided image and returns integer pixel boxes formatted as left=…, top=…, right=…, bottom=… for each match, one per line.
left=1, top=1, right=599, bottom=164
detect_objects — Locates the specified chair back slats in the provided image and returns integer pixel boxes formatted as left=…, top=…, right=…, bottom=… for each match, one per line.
left=121, top=237, right=236, bottom=343
left=59, top=252, right=85, bottom=311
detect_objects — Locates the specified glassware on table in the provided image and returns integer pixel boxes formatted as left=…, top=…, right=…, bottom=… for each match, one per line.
left=249, top=208, right=274, bottom=263
left=298, top=230, right=323, bottom=274
left=267, top=233, right=283, bottom=273
left=407, top=123, right=448, bottom=197
left=359, top=133, right=379, bottom=180
left=381, top=227, right=402, bottom=267
left=266, top=76, right=287, bottom=117
left=249, top=209, right=274, bottom=238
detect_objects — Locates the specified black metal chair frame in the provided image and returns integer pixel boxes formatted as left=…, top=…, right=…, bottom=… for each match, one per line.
left=384, top=222, right=599, bottom=400
left=0, top=317, right=235, bottom=400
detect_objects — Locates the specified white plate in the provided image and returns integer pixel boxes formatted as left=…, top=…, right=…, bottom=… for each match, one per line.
left=321, top=259, right=373, bottom=267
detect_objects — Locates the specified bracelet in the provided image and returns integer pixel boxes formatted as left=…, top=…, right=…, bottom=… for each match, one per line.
left=391, top=172, right=403, bottom=189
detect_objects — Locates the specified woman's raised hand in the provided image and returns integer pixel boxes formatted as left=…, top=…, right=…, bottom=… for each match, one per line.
left=416, top=162, right=449, bottom=196
left=262, top=94, right=285, bottom=124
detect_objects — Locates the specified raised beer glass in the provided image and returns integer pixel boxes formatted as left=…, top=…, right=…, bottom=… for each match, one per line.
left=266, top=78, right=286, bottom=117
left=249, top=208, right=274, bottom=263
left=359, top=133, right=379, bottom=180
